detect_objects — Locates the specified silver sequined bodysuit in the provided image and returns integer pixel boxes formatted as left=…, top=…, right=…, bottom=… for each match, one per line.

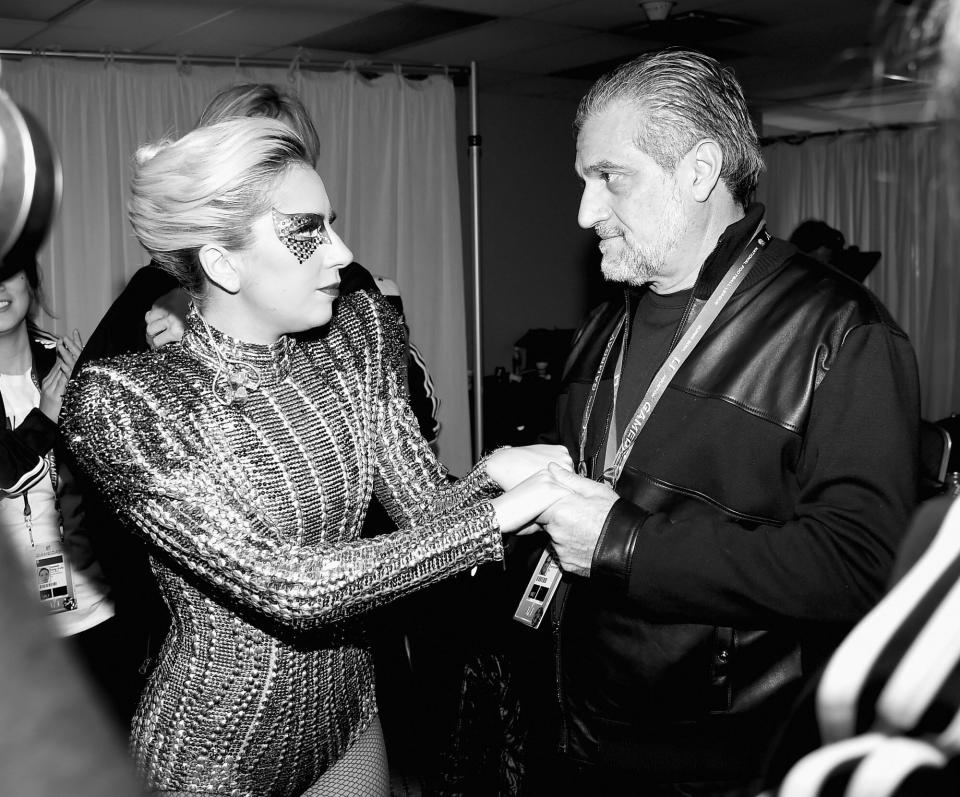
left=62, top=292, right=503, bottom=796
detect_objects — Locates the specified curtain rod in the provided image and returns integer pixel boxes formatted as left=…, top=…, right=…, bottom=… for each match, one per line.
left=761, top=119, right=939, bottom=145
left=0, top=48, right=469, bottom=77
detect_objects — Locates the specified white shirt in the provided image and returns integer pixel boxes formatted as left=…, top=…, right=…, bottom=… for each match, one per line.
left=0, top=369, right=114, bottom=636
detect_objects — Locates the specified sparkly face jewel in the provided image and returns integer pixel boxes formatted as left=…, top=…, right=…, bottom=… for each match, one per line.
left=271, top=208, right=333, bottom=264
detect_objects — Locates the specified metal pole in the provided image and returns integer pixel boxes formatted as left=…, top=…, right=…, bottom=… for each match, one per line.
left=0, top=48, right=468, bottom=78
left=468, top=61, right=484, bottom=459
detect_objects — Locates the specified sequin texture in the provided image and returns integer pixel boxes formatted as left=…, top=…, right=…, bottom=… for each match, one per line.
left=272, top=208, right=331, bottom=264
left=61, top=292, right=503, bottom=796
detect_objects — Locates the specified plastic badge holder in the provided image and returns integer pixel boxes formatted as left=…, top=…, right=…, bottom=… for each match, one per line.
left=514, top=547, right=563, bottom=629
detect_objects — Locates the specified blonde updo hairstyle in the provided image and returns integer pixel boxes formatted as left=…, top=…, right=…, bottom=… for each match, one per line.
left=128, top=117, right=310, bottom=301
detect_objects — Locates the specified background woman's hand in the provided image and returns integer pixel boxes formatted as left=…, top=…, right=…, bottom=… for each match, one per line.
left=485, top=443, right=573, bottom=491
left=145, top=287, right=189, bottom=350
left=39, top=329, right=84, bottom=423
left=491, top=468, right=572, bottom=533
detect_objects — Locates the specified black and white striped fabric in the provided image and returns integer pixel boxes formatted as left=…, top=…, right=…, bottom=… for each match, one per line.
left=763, top=497, right=960, bottom=796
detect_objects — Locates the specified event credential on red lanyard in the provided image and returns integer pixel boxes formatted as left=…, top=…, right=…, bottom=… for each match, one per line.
left=578, top=220, right=771, bottom=488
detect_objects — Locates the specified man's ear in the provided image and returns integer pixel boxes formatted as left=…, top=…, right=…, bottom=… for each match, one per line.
left=197, top=244, right=241, bottom=294
left=689, top=139, right=724, bottom=203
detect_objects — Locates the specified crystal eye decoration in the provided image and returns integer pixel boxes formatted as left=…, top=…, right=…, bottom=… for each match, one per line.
left=272, top=209, right=332, bottom=264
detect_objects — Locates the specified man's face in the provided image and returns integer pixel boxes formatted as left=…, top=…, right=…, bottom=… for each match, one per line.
left=575, top=101, right=689, bottom=290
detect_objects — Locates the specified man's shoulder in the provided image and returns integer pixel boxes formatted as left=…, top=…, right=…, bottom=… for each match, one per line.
left=768, top=240, right=907, bottom=338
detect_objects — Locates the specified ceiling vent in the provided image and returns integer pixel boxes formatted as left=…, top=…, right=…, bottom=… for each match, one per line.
left=640, top=1, right=675, bottom=22
left=614, top=9, right=757, bottom=42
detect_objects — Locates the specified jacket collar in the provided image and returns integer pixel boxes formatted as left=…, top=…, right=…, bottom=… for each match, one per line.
left=691, top=202, right=767, bottom=301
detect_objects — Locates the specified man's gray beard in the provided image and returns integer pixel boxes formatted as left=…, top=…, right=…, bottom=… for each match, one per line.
left=600, top=244, right=657, bottom=287
left=599, top=196, right=687, bottom=288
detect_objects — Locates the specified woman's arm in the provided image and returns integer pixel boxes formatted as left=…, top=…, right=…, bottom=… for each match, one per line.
left=60, top=361, right=509, bottom=631
left=359, top=292, right=570, bottom=525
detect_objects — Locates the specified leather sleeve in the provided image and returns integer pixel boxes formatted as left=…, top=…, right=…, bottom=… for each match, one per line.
left=591, top=498, right=648, bottom=592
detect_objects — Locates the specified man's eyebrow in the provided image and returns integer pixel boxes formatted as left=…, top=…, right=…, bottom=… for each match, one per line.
left=582, top=159, right=625, bottom=175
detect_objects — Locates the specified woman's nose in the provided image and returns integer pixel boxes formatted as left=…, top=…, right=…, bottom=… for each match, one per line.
left=329, top=230, right=353, bottom=270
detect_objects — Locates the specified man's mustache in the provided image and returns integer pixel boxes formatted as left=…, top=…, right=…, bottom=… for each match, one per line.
left=595, top=225, right=623, bottom=239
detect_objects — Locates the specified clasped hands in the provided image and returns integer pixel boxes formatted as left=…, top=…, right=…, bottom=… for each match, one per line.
left=487, top=445, right=619, bottom=577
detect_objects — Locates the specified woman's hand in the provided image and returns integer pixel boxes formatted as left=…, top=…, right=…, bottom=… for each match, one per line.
left=145, top=288, right=188, bottom=350
left=39, top=329, right=84, bottom=423
left=485, top=444, right=573, bottom=491
left=491, top=468, right=572, bottom=534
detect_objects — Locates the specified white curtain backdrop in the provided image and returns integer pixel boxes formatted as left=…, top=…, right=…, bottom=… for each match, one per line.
left=0, top=57, right=472, bottom=475
left=756, top=126, right=960, bottom=421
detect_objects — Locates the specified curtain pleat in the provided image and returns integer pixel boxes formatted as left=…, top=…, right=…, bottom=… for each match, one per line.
left=757, top=127, right=960, bottom=420
left=1, top=58, right=472, bottom=474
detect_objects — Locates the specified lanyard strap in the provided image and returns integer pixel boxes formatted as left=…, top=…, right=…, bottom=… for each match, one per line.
left=578, top=221, right=771, bottom=487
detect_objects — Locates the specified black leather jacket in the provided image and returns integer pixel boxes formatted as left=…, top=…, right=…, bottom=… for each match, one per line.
left=550, top=207, right=920, bottom=782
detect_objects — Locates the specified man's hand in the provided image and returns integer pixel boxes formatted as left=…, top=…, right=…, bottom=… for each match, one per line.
left=537, top=464, right=619, bottom=577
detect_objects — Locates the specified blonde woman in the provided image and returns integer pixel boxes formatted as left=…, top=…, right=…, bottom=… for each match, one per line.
left=61, top=116, right=571, bottom=796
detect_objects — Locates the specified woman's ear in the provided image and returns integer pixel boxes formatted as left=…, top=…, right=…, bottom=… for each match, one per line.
left=689, top=139, right=724, bottom=203
left=198, top=244, right=241, bottom=295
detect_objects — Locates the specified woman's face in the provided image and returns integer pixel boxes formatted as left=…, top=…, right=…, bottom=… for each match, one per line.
left=235, top=164, right=353, bottom=341
left=0, top=271, right=33, bottom=336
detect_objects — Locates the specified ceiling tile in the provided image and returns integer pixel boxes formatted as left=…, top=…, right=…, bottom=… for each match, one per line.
left=0, top=18, right=47, bottom=48
left=52, top=0, right=239, bottom=41
left=17, top=23, right=163, bottom=52
left=409, top=0, right=568, bottom=15
left=297, top=4, right=495, bottom=53
left=385, top=18, right=582, bottom=63
left=144, top=5, right=396, bottom=55
left=485, top=31, right=642, bottom=74
left=0, top=0, right=80, bottom=21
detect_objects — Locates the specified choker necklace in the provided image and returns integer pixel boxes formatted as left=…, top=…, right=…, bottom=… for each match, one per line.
left=196, top=310, right=262, bottom=407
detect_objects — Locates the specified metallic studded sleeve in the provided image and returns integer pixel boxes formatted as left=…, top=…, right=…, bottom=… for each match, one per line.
left=346, top=292, right=502, bottom=526
left=61, top=357, right=502, bottom=631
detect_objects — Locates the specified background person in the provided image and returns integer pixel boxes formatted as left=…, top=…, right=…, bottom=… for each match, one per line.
left=519, top=48, right=920, bottom=796
left=0, top=103, right=139, bottom=726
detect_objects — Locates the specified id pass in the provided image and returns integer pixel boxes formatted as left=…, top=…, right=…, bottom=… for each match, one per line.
left=513, top=547, right=562, bottom=629
left=34, top=540, right=77, bottom=614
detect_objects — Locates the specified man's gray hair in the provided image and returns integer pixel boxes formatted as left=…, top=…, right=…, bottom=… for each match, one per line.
left=575, top=49, right=764, bottom=207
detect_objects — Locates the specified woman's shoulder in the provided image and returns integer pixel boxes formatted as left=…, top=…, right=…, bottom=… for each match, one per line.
left=68, top=346, right=186, bottom=408
left=325, top=289, right=405, bottom=355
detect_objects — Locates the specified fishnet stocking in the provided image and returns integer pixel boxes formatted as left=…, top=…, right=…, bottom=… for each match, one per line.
left=301, top=715, right=390, bottom=797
